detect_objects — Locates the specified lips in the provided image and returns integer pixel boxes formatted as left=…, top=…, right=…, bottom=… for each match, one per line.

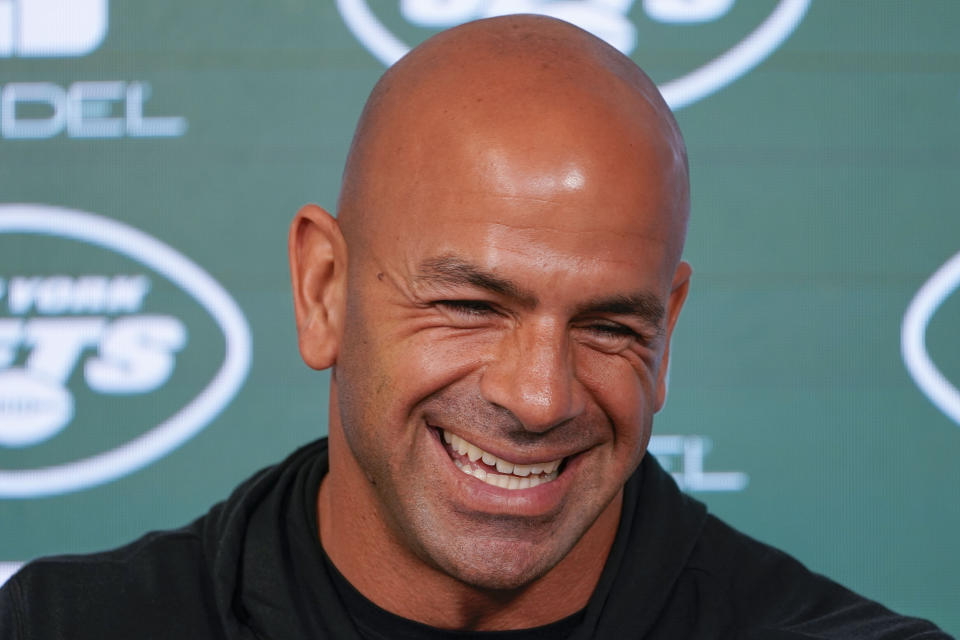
left=442, top=429, right=562, bottom=490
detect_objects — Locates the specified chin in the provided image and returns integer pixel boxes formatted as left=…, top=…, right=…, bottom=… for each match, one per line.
left=447, top=560, right=548, bottom=592
left=427, top=535, right=567, bottom=592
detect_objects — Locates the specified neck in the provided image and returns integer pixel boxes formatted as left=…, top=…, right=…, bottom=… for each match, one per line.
left=318, top=397, right=622, bottom=631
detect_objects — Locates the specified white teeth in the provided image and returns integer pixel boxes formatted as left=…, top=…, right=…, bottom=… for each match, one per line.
left=451, top=434, right=469, bottom=456
left=453, top=467, right=559, bottom=490
left=441, top=429, right=565, bottom=490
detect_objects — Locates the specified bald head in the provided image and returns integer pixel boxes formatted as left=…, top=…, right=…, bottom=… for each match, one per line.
left=337, top=14, right=689, bottom=267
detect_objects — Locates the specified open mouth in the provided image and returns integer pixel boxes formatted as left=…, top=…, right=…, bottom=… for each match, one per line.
left=439, top=428, right=563, bottom=490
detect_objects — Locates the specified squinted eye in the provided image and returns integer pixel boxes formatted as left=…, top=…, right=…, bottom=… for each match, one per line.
left=576, top=321, right=645, bottom=352
left=587, top=323, right=638, bottom=339
left=435, top=300, right=497, bottom=317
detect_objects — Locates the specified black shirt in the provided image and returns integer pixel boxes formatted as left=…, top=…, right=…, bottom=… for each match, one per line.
left=0, top=438, right=950, bottom=639
left=323, top=551, right=584, bottom=640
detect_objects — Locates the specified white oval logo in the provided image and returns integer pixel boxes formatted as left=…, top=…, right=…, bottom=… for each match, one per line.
left=335, top=0, right=810, bottom=110
left=902, top=249, right=960, bottom=428
left=0, top=204, right=252, bottom=497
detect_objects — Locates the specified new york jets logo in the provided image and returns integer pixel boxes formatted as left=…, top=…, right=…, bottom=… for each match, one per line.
left=0, top=205, right=251, bottom=497
left=336, top=0, right=810, bottom=109
left=902, top=250, right=960, bottom=429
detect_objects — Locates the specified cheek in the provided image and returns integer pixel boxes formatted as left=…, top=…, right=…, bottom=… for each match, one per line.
left=337, top=297, right=496, bottom=440
left=391, top=329, right=499, bottom=400
left=576, top=349, right=658, bottom=445
left=333, top=302, right=397, bottom=458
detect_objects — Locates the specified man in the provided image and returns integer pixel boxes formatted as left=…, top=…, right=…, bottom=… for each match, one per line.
left=0, top=14, right=950, bottom=639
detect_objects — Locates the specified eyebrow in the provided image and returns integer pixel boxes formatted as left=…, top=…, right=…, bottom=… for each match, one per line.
left=415, top=254, right=665, bottom=329
left=416, top=256, right=538, bottom=308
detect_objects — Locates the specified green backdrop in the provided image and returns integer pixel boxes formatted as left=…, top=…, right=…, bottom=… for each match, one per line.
left=1, top=0, right=958, bottom=633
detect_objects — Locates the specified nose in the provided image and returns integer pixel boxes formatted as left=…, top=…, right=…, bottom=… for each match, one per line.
left=479, top=318, right=586, bottom=432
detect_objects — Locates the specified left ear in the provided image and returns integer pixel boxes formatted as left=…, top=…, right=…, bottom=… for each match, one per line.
left=288, top=204, right=348, bottom=370
left=655, top=260, right=692, bottom=412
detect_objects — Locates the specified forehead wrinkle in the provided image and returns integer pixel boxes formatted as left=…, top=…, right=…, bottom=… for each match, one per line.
left=482, top=220, right=665, bottom=239
left=479, top=225, right=673, bottom=276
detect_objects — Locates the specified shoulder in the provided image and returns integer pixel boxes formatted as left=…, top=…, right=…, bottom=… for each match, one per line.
left=683, top=515, right=949, bottom=639
left=0, top=525, right=226, bottom=640
left=0, top=441, right=330, bottom=640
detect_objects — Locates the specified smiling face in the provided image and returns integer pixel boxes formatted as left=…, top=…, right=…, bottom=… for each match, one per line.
left=334, top=205, right=687, bottom=591
left=292, top=15, right=690, bottom=618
